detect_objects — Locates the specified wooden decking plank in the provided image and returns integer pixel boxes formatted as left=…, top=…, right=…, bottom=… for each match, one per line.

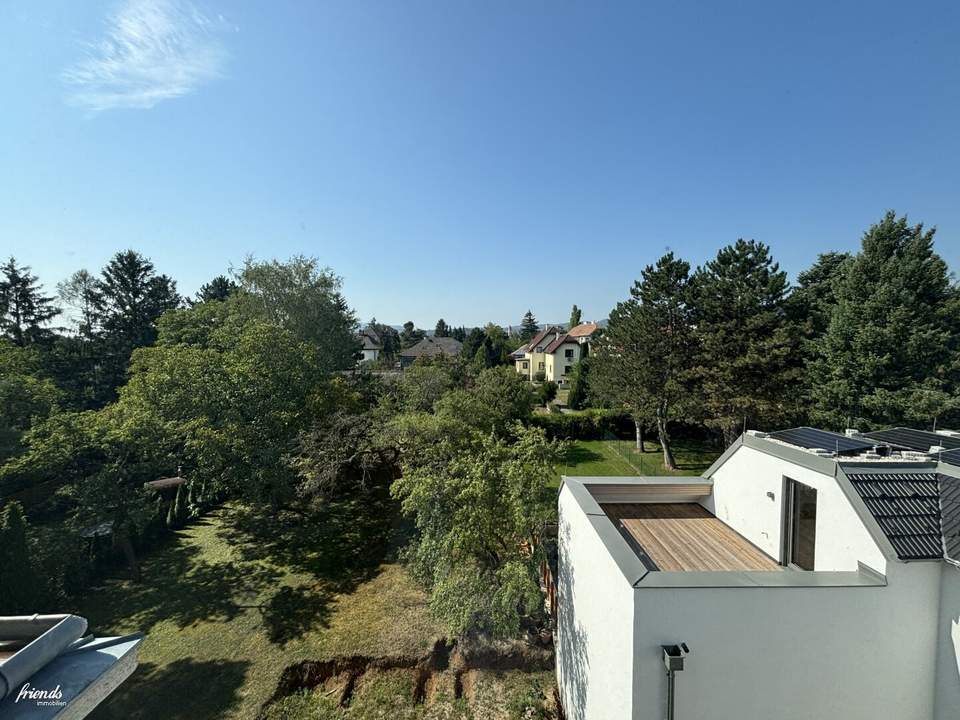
left=601, top=503, right=781, bottom=572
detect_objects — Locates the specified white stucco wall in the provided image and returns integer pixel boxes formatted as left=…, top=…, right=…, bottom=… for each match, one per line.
left=632, top=560, right=941, bottom=720
left=556, top=485, right=635, bottom=720
left=704, top=444, right=887, bottom=572
left=935, top=562, right=960, bottom=719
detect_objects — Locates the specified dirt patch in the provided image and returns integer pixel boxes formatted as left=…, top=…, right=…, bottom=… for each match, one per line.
left=260, top=636, right=554, bottom=718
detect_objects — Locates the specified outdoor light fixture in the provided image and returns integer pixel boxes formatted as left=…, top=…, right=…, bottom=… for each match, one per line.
left=661, top=643, right=690, bottom=720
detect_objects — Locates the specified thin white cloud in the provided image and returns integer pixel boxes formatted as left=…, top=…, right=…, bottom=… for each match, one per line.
left=62, top=0, right=227, bottom=112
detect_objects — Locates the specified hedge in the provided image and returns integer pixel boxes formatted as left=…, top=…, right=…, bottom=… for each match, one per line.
left=530, top=409, right=633, bottom=440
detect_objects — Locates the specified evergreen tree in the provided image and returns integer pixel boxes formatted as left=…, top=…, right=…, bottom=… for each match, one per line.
left=0, top=258, right=60, bottom=346
left=593, top=253, right=695, bottom=468
left=785, top=252, right=852, bottom=423
left=566, top=355, right=591, bottom=410
left=90, top=250, right=181, bottom=401
left=569, top=304, right=582, bottom=329
left=450, top=326, right=467, bottom=342
left=811, top=212, right=960, bottom=429
left=519, top=310, right=539, bottom=342
left=788, top=252, right=851, bottom=340
left=0, top=501, right=43, bottom=613
left=434, top=318, right=450, bottom=337
left=689, top=240, right=798, bottom=444
left=400, top=321, right=425, bottom=348
left=195, top=275, right=237, bottom=303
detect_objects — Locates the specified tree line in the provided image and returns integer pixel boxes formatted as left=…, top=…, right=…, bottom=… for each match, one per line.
left=589, top=211, right=960, bottom=469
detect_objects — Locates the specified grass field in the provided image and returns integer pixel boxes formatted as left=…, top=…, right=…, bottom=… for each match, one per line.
left=82, top=498, right=441, bottom=720
left=552, top=438, right=720, bottom=488
left=81, top=494, right=557, bottom=720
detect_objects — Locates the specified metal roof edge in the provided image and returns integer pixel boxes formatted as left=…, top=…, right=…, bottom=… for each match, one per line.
left=632, top=562, right=887, bottom=589
left=560, top=477, right=663, bottom=587
left=701, top=434, right=744, bottom=478
left=938, top=462, right=960, bottom=480
left=741, top=433, right=839, bottom=475
left=562, top=475, right=712, bottom=487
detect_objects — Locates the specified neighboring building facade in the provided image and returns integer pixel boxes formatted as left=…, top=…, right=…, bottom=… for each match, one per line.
left=514, top=323, right=599, bottom=386
left=399, top=336, right=463, bottom=368
left=556, top=426, right=960, bottom=720
left=359, top=329, right=383, bottom=364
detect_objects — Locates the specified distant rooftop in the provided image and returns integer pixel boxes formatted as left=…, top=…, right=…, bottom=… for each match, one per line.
left=399, top=336, right=463, bottom=358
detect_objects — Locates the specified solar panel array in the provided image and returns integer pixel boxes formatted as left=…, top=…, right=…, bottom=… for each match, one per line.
left=942, top=449, right=960, bottom=469
left=863, top=427, right=960, bottom=453
left=768, top=427, right=875, bottom=455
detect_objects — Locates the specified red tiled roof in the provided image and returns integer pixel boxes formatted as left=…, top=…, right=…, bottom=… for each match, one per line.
left=543, top=333, right=576, bottom=354
left=522, top=327, right=559, bottom=354
left=568, top=322, right=599, bottom=338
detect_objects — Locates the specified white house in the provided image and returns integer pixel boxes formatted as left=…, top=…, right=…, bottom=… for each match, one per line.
left=555, top=426, right=960, bottom=720
left=358, top=329, right=383, bottom=364
left=514, top=323, right=599, bottom=386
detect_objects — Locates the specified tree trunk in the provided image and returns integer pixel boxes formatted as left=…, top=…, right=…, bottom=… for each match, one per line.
left=657, top=412, right=677, bottom=471
left=118, top=531, right=141, bottom=583
left=634, top=420, right=646, bottom=451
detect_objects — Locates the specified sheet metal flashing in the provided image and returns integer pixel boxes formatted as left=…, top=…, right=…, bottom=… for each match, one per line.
left=633, top=562, right=886, bottom=589
left=740, top=433, right=840, bottom=475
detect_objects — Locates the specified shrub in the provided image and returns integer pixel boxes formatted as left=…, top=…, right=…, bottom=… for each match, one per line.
left=536, top=381, right=558, bottom=405
left=529, top=408, right=632, bottom=440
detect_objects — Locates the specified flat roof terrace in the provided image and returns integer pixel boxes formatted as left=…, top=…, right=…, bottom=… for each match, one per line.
left=602, top=503, right=782, bottom=572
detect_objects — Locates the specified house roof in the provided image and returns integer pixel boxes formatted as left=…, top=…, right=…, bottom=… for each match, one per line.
left=567, top=322, right=599, bottom=338
left=863, top=427, right=960, bottom=453
left=543, top=333, right=576, bottom=354
left=400, top=336, right=463, bottom=358
left=359, top=329, right=382, bottom=350
left=845, top=472, right=945, bottom=560
left=143, top=476, right=187, bottom=491
left=939, top=474, right=960, bottom=563
left=522, top=327, right=560, bottom=353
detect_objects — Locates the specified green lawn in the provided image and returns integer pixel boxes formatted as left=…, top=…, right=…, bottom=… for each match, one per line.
left=552, top=438, right=720, bottom=488
left=80, top=495, right=558, bottom=720
left=82, top=499, right=443, bottom=720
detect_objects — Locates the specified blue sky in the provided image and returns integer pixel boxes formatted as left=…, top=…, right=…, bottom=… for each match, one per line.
left=2, top=1, right=958, bottom=328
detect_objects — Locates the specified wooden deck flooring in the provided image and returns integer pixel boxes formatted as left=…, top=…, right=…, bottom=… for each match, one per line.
left=602, top=503, right=782, bottom=572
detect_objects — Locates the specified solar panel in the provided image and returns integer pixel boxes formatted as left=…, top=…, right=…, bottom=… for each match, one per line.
left=863, top=427, right=960, bottom=452
left=768, top=427, right=875, bottom=455
left=941, top=448, right=960, bottom=468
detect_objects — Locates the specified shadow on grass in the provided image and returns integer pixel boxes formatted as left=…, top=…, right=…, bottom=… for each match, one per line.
left=562, top=444, right=604, bottom=466
left=78, top=484, right=398, bottom=648
left=91, top=658, right=250, bottom=720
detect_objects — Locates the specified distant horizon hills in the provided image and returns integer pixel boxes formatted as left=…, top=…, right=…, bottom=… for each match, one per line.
left=372, top=319, right=608, bottom=336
